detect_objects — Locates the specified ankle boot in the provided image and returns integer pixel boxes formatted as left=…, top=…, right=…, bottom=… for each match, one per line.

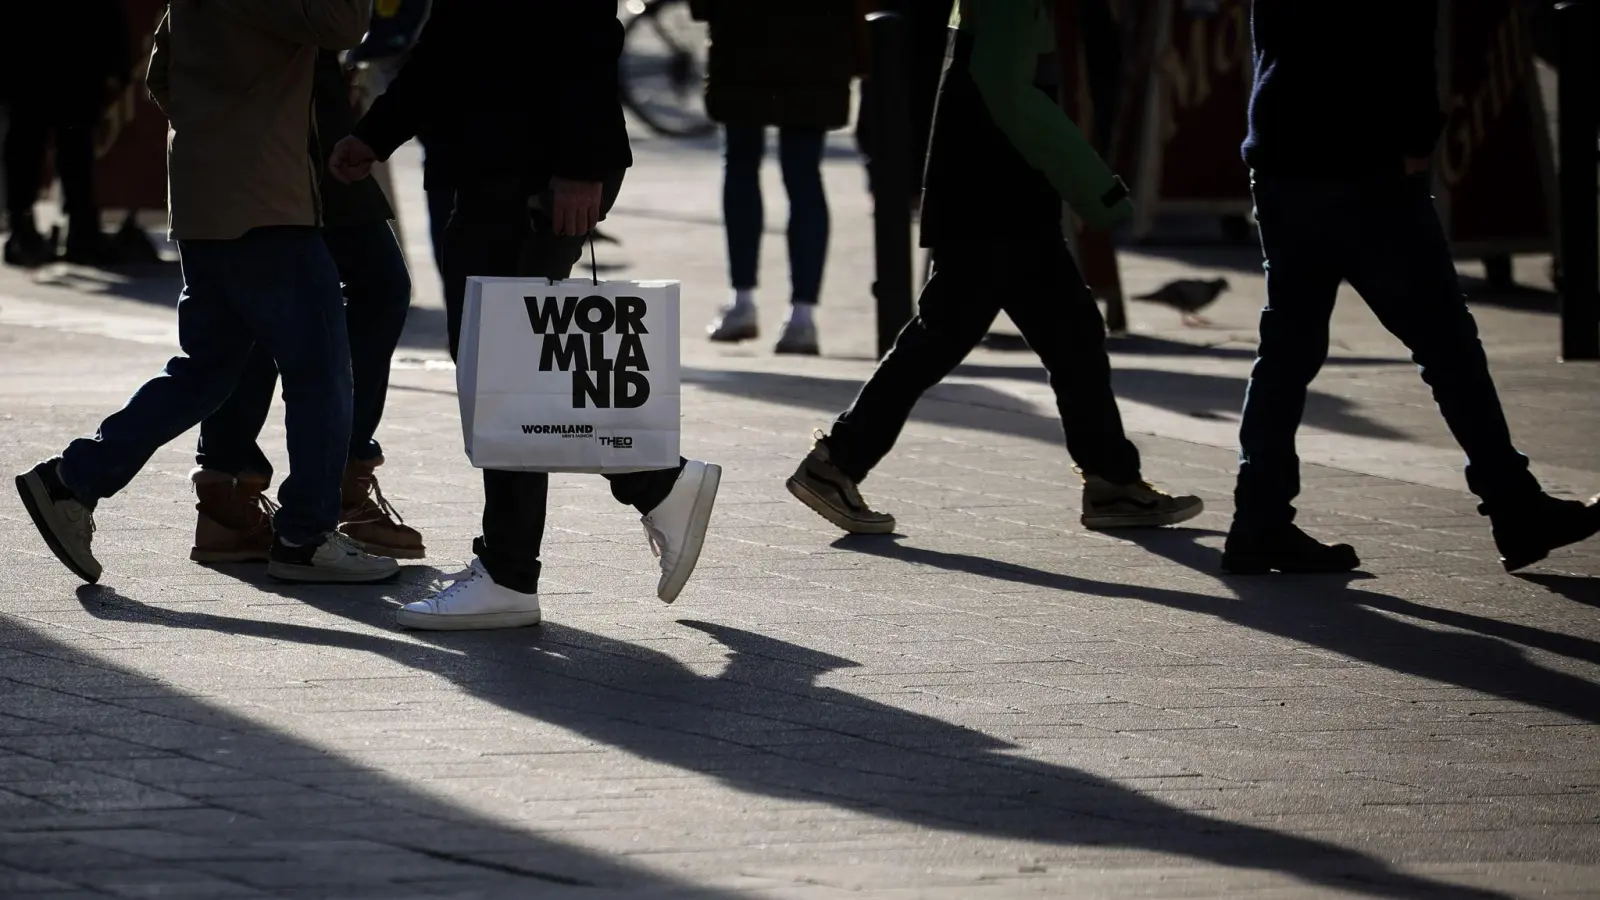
left=340, top=456, right=426, bottom=559
left=190, top=469, right=276, bottom=562
left=1487, top=492, right=1600, bottom=572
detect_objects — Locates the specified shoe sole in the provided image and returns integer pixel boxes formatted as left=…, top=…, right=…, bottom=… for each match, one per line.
left=708, top=327, right=759, bottom=343
left=774, top=344, right=820, bottom=356
left=15, top=471, right=101, bottom=584
left=658, top=464, right=722, bottom=604
left=347, top=541, right=427, bottom=560
left=266, top=561, right=401, bottom=584
left=190, top=549, right=271, bottom=563
left=1081, top=499, right=1204, bottom=531
left=785, top=477, right=896, bottom=535
left=396, top=608, right=541, bottom=630
left=1219, top=553, right=1362, bottom=576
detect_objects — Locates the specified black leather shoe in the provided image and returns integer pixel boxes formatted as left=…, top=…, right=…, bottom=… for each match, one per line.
left=1222, top=523, right=1360, bottom=575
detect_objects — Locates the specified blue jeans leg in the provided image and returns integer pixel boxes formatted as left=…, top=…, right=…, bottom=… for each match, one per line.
left=777, top=128, right=829, bottom=305
left=59, top=244, right=259, bottom=503
left=1340, top=174, right=1539, bottom=507
left=326, top=221, right=411, bottom=463
left=723, top=124, right=764, bottom=291
left=1234, top=177, right=1345, bottom=530
left=196, top=221, right=408, bottom=477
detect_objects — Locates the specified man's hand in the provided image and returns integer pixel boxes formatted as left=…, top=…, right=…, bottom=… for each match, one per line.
left=328, top=135, right=377, bottom=184
left=1404, top=156, right=1432, bottom=176
left=551, top=177, right=603, bottom=236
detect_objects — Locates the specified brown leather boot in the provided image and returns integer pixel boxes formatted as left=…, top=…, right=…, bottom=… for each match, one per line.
left=340, top=456, right=426, bottom=559
left=190, top=469, right=276, bottom=563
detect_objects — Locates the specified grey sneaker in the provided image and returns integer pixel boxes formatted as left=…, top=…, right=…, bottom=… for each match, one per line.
left=786, top=435, right=895, bottom=534
left=1080, top=473, right=1204, bottom=530
left=267, top=532, right=400, bottom=583
left=15, top=459, right=102, bottom=583
left=774, top=316, right=820, bottom=355
left=708, top=303, right=758, bottom=342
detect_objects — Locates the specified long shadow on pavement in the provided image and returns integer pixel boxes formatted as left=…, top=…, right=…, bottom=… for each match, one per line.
left=684, top=366, right=1408, bottom=445
left=76, top=580, right=1504, bottom=900
left=835, top=533, right=1600, bottom=725
left=0, top=607, right=744, bottom=897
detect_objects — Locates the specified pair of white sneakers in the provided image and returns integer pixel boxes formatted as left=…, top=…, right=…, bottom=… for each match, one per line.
left=396, top=460, right=722, bottom=631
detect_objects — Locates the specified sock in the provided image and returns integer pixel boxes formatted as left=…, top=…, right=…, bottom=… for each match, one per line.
left=785, top=303, right=815, bottom=327
left=730, top=288, right=756, bottom=312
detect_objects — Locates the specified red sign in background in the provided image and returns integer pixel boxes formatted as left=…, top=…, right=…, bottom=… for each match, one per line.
left=1436, top=0, right=1556, bottom=252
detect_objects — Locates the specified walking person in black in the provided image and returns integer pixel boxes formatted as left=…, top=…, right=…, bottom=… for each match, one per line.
left=1222, top=0, right=1600, bottom=574
left=787, top=0, right=1203, bottom=535
left=328, top=0, right=722, bottom=630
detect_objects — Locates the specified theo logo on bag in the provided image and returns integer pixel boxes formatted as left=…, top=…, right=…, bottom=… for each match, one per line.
left=599, top=436, right=633, bottom=449
left=524, top=294, right=651, bottom=409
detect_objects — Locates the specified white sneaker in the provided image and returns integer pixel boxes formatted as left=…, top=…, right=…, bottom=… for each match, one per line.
left=642, top=460, right=722, bottom=603
left=774, top=315, right=819, bottom=355
left=708, top=302, right=758, bottom=342
left=396, top=559, right=541, bottom=630
left=267, top=531, right=400, bottom=583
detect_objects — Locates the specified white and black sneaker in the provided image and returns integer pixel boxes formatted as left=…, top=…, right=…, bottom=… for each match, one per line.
left=267, top=532, right=400, bottom=584
left=642, top=460, right=722, bottom=604
left=15, top=458, right=102, bottom=584
left=786, top=436, right=896, bottom=535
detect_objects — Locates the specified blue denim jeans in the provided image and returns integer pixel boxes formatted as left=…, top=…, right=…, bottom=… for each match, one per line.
left=196, top=221, right=411, bottom=477
left=59, top=226, right=353, bottom=544
left=1234, top=172, right=1541, bottom=529
left=723, top=125, right=829, bottom=304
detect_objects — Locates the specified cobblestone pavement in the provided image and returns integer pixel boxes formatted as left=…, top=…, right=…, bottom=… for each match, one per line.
left=0, top=129, right=1597, bottom=899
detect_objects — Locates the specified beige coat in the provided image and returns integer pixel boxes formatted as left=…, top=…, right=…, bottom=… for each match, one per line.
left=147, top=0, right=371, bottom=241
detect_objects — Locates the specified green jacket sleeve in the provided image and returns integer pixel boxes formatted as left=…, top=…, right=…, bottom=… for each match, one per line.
left=967, top=0, right=1132, bottom=229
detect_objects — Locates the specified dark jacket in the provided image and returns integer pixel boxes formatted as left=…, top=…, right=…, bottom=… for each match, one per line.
left=313, top=51, right=394, bottom=227
left=1242, top=0, right=1445, bottom=175
left=352, top=0, right=631, bottom=191
left=690, top=0, right=869, bottom=130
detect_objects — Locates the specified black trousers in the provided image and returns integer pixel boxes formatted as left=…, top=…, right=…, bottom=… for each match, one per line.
left=4, top=97, right=99, bottom=228
left=442, top=172, right=683, bottom=593
left=827, top=221, right=1141, bottom=485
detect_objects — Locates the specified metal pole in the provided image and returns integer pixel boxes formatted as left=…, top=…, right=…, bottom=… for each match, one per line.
left=1556, top=0, right=1599, bottom=360
left=867, top=11, right=914, bottom=359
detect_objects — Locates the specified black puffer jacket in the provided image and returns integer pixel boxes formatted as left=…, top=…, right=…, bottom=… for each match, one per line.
left=690, top=0, right=869, bottom=130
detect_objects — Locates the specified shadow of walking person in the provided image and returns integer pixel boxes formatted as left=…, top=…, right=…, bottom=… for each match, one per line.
left=76, top=582, right=1506, bottom=900
left=836, top=533, right=1600, bottom=725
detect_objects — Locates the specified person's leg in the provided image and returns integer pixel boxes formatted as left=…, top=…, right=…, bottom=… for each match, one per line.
left=825, top=242, right=1003, bottom=482
left=196, top=346, right=277, bottom=479
left=1232, top=175, right=1347, bottom=532
left=53, top=101, right=106, bottom=260
left=221, top=228, right=354, bottom=547
left=442, top=181, right=548, bottom=594
left=1341, top=174, right=1539, bottom=506
left=58, top=240, right=261, bottom=504
left=1223, top=174, right=1360, bottom=573
left=189, top=344, right=279, bottom=562
left=3, top=101, right=51, bottom=265
left=775, top=127, right=829, bottom=353
left=324, top=221, right=412, bottom=465
left=323, top=219, right=425, bottom=558
left=1340, top=173, right=1597, bottom=570
left=999, top=232, right=1139, bottom=482
left=709, top=125, right=765, bottom=341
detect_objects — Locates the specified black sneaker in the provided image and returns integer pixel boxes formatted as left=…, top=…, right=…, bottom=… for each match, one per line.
left=1081, top=474, right=1204, bottom=529
left=15, top=459, right=101, bottom=583
left=786, top=434, right=895, bottom=534
left=1221, top=523, right=1360, bottom=575
left=1488, top=493, right=1600, bottom=573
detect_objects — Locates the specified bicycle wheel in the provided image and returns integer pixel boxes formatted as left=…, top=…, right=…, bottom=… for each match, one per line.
left=620, top=0, right=716, bottom=139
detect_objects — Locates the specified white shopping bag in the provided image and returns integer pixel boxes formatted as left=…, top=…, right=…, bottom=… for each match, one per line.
left=457, top=276, right=681, bottom=473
